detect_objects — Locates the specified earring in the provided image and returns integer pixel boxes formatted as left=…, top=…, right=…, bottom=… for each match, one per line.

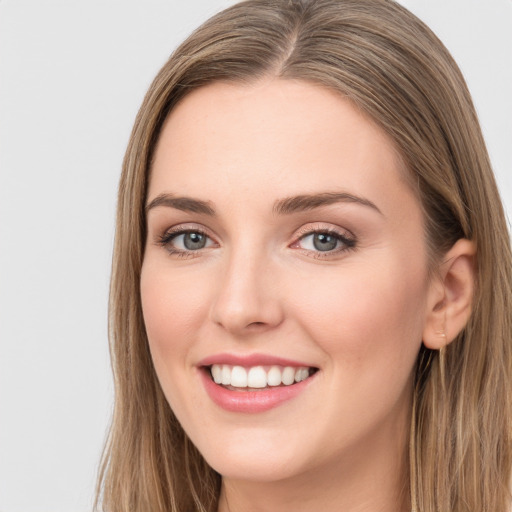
left=438, top=340, right=447, bottom=392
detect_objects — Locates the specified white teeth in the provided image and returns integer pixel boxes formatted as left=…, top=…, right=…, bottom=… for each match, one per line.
left=221, top=365, right=231, bottom=385
left=267, top=366, right=282, bottom=386
left=231, top=366, right=248, bottom=387
left=295, top=368, right=309, bottom=382
left=247, top=366, right=267, bottom=388
left=211, top=364, right=222, bottom=384
left=210, top=364, right=313, bottom=389
left=281, top=366, right=295, bottom=385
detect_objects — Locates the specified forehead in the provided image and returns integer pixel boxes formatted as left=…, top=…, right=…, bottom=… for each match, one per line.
left=149, top=79, right=415, bottom=218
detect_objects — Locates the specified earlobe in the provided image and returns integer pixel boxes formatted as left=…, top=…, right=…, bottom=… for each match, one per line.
left=423, top=239, right=476, bottom=350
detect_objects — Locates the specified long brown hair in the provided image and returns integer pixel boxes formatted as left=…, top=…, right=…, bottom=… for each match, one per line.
left=96, top=1, right=512, bottom=510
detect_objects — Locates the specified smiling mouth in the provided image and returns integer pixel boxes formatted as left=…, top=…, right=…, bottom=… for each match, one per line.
left=206, top=364, right=318, bottom=391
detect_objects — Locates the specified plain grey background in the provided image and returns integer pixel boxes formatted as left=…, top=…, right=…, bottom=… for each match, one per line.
left=0, top=1, right=510, bottom=511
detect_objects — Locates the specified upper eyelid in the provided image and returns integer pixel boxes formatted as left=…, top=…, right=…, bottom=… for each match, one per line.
left=293, top=222, right=355, bottom=240
left=157, top=222, right=352, bottom=237
left=158, top=223, right=216, bottom=240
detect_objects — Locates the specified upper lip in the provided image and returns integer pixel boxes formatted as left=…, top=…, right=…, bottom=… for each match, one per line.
left=198, top=352, right=316, bottom=368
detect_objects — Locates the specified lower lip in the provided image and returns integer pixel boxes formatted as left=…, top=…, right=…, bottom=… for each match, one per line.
left=200, top=369, right=316, bottom=413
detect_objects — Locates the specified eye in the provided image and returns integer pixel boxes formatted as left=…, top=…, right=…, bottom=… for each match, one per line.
left=299, top=232, right=342, bottom=252
left=157, top=228, right=216, bottom=256
left=291, top=227, right=356, bottom=258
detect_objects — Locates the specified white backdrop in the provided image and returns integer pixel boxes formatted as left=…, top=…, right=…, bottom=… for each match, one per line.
left=0, top=1, right=510, bottom=511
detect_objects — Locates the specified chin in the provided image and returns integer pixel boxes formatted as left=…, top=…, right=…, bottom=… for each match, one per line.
left=191, top=427, right=313, bottom=483
left=206, top=453, right=304, bottom=483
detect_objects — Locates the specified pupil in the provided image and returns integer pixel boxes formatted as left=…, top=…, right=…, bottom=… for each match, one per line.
left=313, top=233, right=337, bottom=251
left=184, top=232, right=206, bottom=250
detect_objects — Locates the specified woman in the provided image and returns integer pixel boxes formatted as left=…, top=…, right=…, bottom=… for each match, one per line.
left=96, top=0, right=512, bottom=511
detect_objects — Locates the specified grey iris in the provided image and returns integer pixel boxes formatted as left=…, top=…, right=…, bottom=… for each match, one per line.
left=184, top=232, right=207, bottom=250
left=313, top=233, right=338, bottom=251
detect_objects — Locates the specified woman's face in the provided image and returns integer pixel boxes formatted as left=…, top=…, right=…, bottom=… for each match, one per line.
left=141, top=80, right=433, bottom=484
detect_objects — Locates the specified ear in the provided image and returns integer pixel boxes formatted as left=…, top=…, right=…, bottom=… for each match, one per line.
left=423, top=239, right=476, bottom=350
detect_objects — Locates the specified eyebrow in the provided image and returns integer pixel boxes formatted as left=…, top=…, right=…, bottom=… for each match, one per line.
left=146, top=194, right=216, bottom=215
left=145, top=191, right=382, bottom=216
left=272, top=192, right=382, bottom=216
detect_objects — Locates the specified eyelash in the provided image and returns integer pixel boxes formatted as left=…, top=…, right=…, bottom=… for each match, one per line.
left=156, top=227, right=213, bottom=259
left=291, top=225, right=356, bottom=259
left=156, top=225, right=357, bottom=260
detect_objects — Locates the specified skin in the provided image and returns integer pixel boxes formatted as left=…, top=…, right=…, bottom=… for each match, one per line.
left=140, top=79, right=452, bottom=512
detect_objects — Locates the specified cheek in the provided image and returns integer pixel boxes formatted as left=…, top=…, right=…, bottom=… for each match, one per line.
left=290, top=258, right=428, bottom=369
left=139, top=262, right=214, bottom=414
left=140, top=264, right=215, bottom=423
left=140, top=265, right=210, bottom=354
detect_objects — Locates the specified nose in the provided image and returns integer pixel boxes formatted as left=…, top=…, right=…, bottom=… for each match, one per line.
left=209, top=245, right=285, bottom=336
